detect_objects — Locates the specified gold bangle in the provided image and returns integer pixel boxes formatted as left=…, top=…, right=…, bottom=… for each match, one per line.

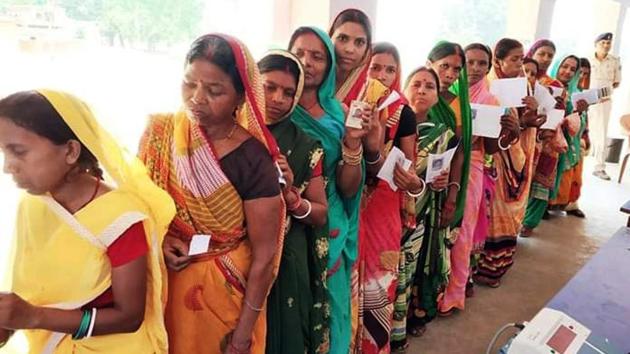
left=342, top=143, right=363, bottom=165
left=244, top=299, right=263, bottom=312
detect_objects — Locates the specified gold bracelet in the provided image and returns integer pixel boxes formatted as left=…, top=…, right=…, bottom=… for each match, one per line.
left=244, top=298, right=264, bottom=312
left=342, top=143, right=363, bottom=165
left=342, top=143, right=363, bottom=157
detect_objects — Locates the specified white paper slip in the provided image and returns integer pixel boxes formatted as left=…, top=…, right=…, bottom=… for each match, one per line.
left=377, top=146, right=412, bottom=191
left=489, top=77, right=528, bottom=107
left=346, top=100, right=370, bottom=129
left=550, top=86, right=564, bottom=98
left=471, top=103, right=503, bottom=138
left=377, top=91, right=401, bottom=111
left=534, top=82, right=557, bottom=111
left=189, top=234, right=211, bottom=256
left=276, top=162, right=286, bottom=186
left=571, top=89, right=598, bottom=107
left=571, top=87, right=610, bottom=107
left=426, top=146, right=458, bottom=183
left=540, top=108, right=565, bottom=130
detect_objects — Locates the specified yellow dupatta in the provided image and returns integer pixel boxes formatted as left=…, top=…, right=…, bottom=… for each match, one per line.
left=9, top=90, right=175, bottom=354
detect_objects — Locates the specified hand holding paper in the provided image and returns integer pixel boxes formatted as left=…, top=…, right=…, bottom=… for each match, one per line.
left=490, top=77, right=528, bottom=107
left=534, top=82, right=557, bottom=111
left=377, top=146, right=412, bottom=191
left=377, top=91, right=401, bottom=111
left=346, top=100, right=370, bottom=129
left=426, top=146, right=457, bottom=183
left=188, top=234, right=211, bottom=256
left=550, top=86, right=564, bottom=98
left=471, top=103, right=503, bottom=138
left=540, top=108, right=565, bottom=130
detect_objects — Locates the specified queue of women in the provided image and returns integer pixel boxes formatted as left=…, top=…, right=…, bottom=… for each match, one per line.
left=0, top=8, right=597, bottom=354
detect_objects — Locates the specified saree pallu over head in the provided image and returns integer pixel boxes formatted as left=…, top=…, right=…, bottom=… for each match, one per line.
left=335, top=59, right=370, bottom=107
left=329, top=9, right=372, bottom=107
left=487, top=54, right=538, bottom=203
left=290, top=26, right=363, bottom=273
left=11, top=89, right=175, bottom=354
left=262, top=49, right=320, bottom=194
left=428, top=41, right=473, bottom=226
left=355, top=48, right=410, bottom=353
left=526, top=39, right=557, bottom=79
left=382, top=54, right=409, bottom=151
left=139, top=34, right=286, bottom=354
left=262, top=50, right=330, bottom=354
left=546, top=55, right=583, bottom=201
left=289, top=26, right=364, bottom=354
left=140, top=33, right=283, bottom=256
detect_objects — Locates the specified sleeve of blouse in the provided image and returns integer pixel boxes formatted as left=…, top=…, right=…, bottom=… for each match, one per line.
left=311, top=158, right=324, bottom=178
left=398, top=106, right=418, bottom=138
left=238, top=141, right=282, bottom=200
left=107, top=222, right=148, bottom=267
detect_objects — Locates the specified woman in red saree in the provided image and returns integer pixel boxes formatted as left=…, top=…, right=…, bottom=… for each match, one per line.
left=329, top=8, right=373, bottom=108
left=354, top=42, right=419, bottom=354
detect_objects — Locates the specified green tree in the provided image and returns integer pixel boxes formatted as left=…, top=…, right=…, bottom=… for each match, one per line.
left=97, top=0, right=203, bottom=50
left=436, top=0, right=508, bottom=47
left=1, top=0, right=203, bottom=49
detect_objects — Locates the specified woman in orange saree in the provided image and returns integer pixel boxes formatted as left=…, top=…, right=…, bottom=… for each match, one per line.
left=475, top=38, right=543, bottom=288
left=139, top=34, right=285, bottom=354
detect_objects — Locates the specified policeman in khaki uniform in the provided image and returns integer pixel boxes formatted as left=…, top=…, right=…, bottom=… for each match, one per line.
left=589, top=32, right=622, bottom=180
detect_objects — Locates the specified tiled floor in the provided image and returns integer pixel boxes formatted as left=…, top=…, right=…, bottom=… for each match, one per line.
left=408, top=157, right=629, bottom=354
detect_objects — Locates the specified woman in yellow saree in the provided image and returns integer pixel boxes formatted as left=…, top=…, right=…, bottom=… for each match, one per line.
left=0, top=89, right=174, bottom=354
left=139, top=34, right=285, bottom=354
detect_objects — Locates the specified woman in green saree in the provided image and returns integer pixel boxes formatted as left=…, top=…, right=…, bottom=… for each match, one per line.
left=259, top=50, right=330, bottom=354
left=390, top=66, right=454, bottom=351
left=288, top=26, right=376, bottom=354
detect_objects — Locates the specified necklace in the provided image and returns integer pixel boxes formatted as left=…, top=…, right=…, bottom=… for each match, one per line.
left=225, top=123, right=237, bottom=140
left=206, top=123, right=237, bottom=141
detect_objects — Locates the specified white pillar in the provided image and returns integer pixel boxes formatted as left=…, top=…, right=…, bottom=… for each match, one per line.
left=534, top=0, right=557, bottom=39
left=271, top=0, right=379, bottom=49
left=613, top=4, right=627, bottom=55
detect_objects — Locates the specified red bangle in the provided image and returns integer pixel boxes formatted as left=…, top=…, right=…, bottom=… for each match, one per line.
left=286, top=187, right=302, bottom=211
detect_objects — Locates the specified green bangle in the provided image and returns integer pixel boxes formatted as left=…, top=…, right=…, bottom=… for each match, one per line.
left=73, top=310, right=92, bottom=340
